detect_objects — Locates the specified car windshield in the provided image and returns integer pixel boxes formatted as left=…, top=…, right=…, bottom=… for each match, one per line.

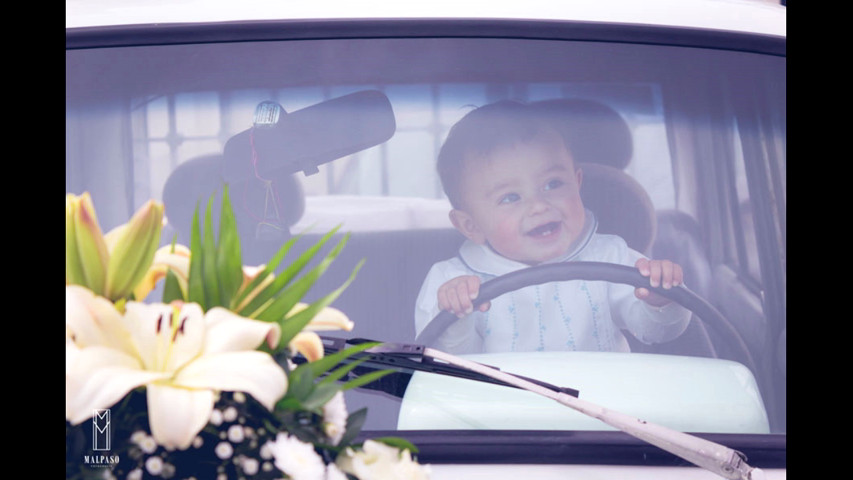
left=66, top=34, right=786, bottom=437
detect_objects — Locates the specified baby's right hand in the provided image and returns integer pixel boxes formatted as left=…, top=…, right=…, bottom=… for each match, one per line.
left=438, top=275, right=491, bottom=318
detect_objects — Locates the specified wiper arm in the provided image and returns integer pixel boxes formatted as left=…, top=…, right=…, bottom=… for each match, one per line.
left=309, top=336, right=765, bottom=480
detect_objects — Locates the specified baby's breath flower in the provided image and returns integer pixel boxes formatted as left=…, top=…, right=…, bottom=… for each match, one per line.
left=242, top=457, right=260, bottom=476
left=215, top=441, right=234, bottom=460
left=145, top=456, right=163, bottom=476
left=223, top=406, right=238, bottom=422
left=130, top=430, right=147, bottom=444
left=126, top=468, right=143, bottom=480
left=161, top=462, right=176, bottom=479
left=233, top=392, right=246, bottom=403
left=138, top=435, right=158, bottom=454
left=228, top=424, right=245, bottom=443
left=192, top=436, right=204, bottom=449
left=210, top=409, right=223, bottom=426
left=259, top=442, right=273, bottom=459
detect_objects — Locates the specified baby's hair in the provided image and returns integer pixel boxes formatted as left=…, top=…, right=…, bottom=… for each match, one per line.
left=437, top=100, right=568, bottom=209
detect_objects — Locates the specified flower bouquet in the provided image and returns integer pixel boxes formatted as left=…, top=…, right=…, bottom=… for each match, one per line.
left=65, top=188, right=430, bottom=480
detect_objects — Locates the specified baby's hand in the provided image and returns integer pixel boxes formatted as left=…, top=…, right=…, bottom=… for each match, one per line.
left=438, top=275, right=491, bottom=318
left=634, top=258, right=684, bottom=308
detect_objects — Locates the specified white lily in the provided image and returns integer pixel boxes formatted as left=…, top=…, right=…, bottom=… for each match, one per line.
left=336, top=440, right=431, bottom=480
left=132, top=243, right=191, bottom=301
left=65, top=286, right=288, bottom=450
left=129, top=252, right=355, bottom=362
left=286, top=303, right=354, bottom=362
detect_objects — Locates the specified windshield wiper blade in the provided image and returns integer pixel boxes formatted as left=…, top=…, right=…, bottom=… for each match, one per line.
left=298, top=336, right=579, bottom=398
left=303, top=336, right=764, bottom=480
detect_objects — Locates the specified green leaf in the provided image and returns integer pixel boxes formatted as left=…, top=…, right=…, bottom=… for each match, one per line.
left=282, top=363, right=317, bottom=404
left=216, top=185, right=242, bottom=307
left=239, top=227, right=343, bottom=318
left=187, top=202, right=206, bottom=309
left=162, top=238, right=186, bottom=303
left=305, top=341, right=380, bottom=380
left=274, top=258, right=364, bottom=346
left=231, top=233, right=301, bottom=313
left=301, top=382, right=341, bottom=410
left=318, top=357, right=370, bottom=386
left=201, top=193, right=221, bottom=308
left=162, top=268, right=185, bottom=303
left=371, top=436, right=420, bottom=454
left=338, top=407, right=368, bottom=448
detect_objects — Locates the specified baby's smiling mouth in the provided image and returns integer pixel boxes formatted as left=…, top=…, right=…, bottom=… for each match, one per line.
left=526, top=221, right=561, bottom=237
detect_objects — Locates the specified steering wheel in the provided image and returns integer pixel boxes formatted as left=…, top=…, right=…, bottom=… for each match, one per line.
left=415, top=261, right=756, bottom=375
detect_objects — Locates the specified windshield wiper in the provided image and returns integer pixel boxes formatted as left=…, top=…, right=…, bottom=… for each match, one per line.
left=299, top=336, right=579, bottom=399
left=305, top=336, right=765, bottom=480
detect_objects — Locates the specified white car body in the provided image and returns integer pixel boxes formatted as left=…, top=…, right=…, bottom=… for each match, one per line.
left=66, top=1, right=786, bottom=478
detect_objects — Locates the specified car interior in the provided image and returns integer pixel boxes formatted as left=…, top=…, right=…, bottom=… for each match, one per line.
left=66, top=35, right=785, bottom=433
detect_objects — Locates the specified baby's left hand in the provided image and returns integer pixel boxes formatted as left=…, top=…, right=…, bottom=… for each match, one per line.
left=634, top=258, right=683, bottom=308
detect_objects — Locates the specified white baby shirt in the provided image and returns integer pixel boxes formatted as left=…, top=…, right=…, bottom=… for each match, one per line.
left=414, top=212, right=691, bottom=354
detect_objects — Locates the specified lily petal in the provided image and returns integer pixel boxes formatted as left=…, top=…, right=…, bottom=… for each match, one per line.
left=289, top=331, right=325, bottom=362
left=301, top=305, right=355, bottom=332
left=146, top=383, right=215, bottom=450
left=133, top=244, right=191, bottom=301
left=172, top=351, right=287, bottom=410
left=68, top=193, right=110, bottom=295
left=65, top=345, right=169, bottom=425
left=105, top=200, right=164, bottom=300
left=65, top=285, right=136, bottom=355
left=203, top=307, right=281, bottom=353
left=124, top=302, right=205, bottom=373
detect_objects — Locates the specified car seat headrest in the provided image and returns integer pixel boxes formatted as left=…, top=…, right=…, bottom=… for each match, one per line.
left=531, top=98, right=633, bottom=170
left=579, top=162, right=656, bottom=255
left=162, top=154, right=304, bottom=248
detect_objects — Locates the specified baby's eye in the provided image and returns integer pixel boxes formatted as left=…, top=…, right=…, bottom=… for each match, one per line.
left=544, top=179, right=564, bottom=191
left=499, top=193, right=520, bottom=204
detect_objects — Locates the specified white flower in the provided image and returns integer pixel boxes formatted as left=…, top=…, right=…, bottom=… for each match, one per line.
left=286, top=303, right=354, bottom=362
left=267, top=432, right=327, bottom=480
left=223, top=406, right=239, bottom=422
left=325, top=463, right=349, bottom=480
left=138, top=435, right=158, bottom=454
left=260, top=442, right=274, bottom=459
left=336, top=440, right=431, bottom=480
left=145, top=456, right=163, bottom=475
left=65, top=286, right=287, bottom=450
left=228, top=424, right=245, bottom=443
left=210, top=409, right=223, bottom=426
left=242, top=457, right=260, bottom=476
left=215, top=442, right=234, bottom=460
left=322, top=391, right=348, bottom=446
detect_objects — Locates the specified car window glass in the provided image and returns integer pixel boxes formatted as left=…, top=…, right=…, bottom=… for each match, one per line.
left=66, top=36, right=786, bottom=435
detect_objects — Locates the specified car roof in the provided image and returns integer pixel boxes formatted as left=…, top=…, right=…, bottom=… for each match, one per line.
left=66, top=0, right=786, bottom=38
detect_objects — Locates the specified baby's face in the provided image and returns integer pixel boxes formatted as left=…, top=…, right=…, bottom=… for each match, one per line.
left=451, top=134, right=586, bottom=265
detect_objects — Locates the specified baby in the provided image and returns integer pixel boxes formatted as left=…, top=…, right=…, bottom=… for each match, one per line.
left=414, top=100, right=690, bottom=354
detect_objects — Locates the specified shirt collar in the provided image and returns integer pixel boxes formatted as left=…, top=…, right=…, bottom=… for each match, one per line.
left=458, top=209, right=598, bottom=276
